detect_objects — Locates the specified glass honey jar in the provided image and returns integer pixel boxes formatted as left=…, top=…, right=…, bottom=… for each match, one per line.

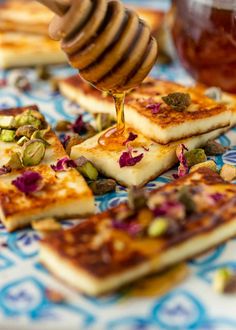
left=172, top=0, right=236, bottom=92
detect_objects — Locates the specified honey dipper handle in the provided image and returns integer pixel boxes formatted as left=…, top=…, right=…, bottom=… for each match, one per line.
left=36, top=0, right=69, bottom=16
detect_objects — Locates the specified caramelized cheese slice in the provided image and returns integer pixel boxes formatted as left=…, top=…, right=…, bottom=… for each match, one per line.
left=0, top=106, right=94, bottom=232
left=0, top=31, right=66, bottom=68
left=71, top=124, right=224, bottom=187
left=40, top=168, right=236, bottom=295
left=59, top=76, right=235, bottom=144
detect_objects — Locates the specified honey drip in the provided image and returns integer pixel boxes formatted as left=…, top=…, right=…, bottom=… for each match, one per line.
left=98, top=92, right=128, bottom=150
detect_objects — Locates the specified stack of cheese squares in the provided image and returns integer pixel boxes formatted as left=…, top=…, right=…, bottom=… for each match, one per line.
left=0, top=0, right=67, bottom=68
left=59, top=75, right=236, bottom=187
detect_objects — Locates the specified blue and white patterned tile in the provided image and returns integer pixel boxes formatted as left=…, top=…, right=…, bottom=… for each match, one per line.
left=0, top=1, right=236, bottom=326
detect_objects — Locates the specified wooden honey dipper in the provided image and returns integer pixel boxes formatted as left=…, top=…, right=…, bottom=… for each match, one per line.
left=37, top=0, right=158, bottom=92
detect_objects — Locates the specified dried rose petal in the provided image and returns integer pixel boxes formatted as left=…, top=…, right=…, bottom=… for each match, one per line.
left=71, top=115, right=86, bottom=134
left=112, top=220, right=141, bottom=236
left=175, top=144, right=189, bottom=178
left=0, top=166, right=11, bottom=175
left=119, top=151, right=143, bottom=168
left=122, top=132, right=138, bottom=145
left=51, top=157, right=77, bottom=172
left=146, top=103, right=162, bottom=114
left=12, top=171, right=43, bottom=194
left=153, top=200, right=184, bottom=219
left=210, top=193, right=224, bottom=203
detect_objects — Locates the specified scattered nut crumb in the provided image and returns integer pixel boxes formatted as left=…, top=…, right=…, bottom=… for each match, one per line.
left=220, top=164, right=236, bottom=181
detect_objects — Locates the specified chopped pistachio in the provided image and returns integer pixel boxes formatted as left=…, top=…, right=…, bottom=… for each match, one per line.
left=162, top=93, right=191, bottom=111
left=213, top=268, right=232, bottom=293
left=32, top=218, right=61, bottom=233
left=28, top=110, right=45, bottom=122
left=17, top=136, right=29, bottom=146
left=185, top=148, right=207, bottom=167
left=36, top=66, right=51, bottom=80
left=128, top=187, right=147, bottom=210
left=55, top=120, right=71, bottom=132
left=178, top=186, right=196, bottom=213
left=204, top=87, right=222, bottom=102
left=15, top=111, right=42, bottom=129
left=16, top=125, right=37, bottom=139
left=96, top=113, right=113, bottom=132
left=0, top=115, right=15, bottom=129
left=6, top=152, right=23, bottom=169
left=148, top=217, right=169, bottom=237
left=76, top=156, right=98, bottom=180
left=30, top=130, right=50, bottom=146
left=190, top=160, right=217, bottom=173
left=65, top=135, right=84, bottom=155
left=204, top=140, right=228, bottom=156
left=220, top=164, right=236, bottom=181
left=22, top=139, right=46, bottom=166
left=0, top=129, right=15, bottom=142
left=89, top=179, right=116, bottom=195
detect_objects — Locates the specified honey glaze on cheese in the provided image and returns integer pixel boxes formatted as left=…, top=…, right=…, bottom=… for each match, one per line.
left=47, top=0, right=158, bottom=149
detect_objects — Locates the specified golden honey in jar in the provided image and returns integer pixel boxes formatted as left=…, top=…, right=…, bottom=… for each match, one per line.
left=172, top=0, right=236, bottom=92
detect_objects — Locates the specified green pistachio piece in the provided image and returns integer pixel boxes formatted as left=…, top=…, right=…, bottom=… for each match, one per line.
left=128, top=187, right=147, bottom=210
left=213, top=268, right=232, bottom=293
left=162, top=92, right=191, bottom=111
left=6, top=152, right=23, bottom=169
left=0, top=129, right=15, bottom=142
left=190, top=160, right=217, bottom=173
left=30, top=130, right=50, bottom=146
left=185, top=148, right=207, bottom=167
left=89, top=179, right=116, bottom=195
left=55, top=120, right=71, bottom=132
left=37, top=125, right=51, bottom=138
left=76, top=156, right=98, bottom=180
left=16, top=125, right=37, bottom=139
left=0, top=115, right=15, bottom=129
left=22, top=139, right=46, bottom=166
left=148, top=217, right=169, bottom=237
left=96, top=113, right=113, bottom=132
left=15, top=111, right=41, bottom=129
left=17, top=136, right=29, bottom=146
left=65, top=135, right=84, bottom=155
left=204, top=140, right=228, bottom=156
left=178, top=186, right=196, bottom=213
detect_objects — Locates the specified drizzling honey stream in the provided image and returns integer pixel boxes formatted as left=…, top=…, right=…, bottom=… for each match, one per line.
left=37, top=0, right=158, bottom=147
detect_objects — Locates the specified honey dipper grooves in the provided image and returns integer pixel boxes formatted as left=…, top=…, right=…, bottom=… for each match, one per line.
left=48, top=0, right=158, bottom=91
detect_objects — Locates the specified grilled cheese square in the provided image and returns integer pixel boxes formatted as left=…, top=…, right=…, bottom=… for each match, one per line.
left=0, top=105, right=94, bottom=232
left=0, top=31, right=66, bottom=68
left=0, top=0, right=53, bottom=35
left=59, top=76, right=232, bottom=144
left=70, top=125, right=224, bottom=187
left=40, top=168, right=236, bottom=295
